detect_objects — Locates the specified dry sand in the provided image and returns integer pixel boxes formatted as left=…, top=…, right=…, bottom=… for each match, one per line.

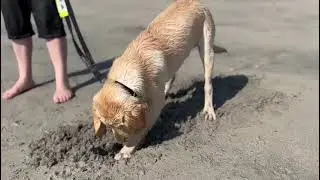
left=1, top=0, right=319, bottom=179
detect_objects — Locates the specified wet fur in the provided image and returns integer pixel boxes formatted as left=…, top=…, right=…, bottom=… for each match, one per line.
left=92, top=0, right=217, bottom=160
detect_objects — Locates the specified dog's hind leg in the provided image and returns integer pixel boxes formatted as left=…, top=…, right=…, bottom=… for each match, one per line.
left=197, top=8, right=216, bottom=121
left=164, top=75, right=176, bottom=97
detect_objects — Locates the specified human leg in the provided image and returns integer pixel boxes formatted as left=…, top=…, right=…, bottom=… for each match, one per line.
left=46, top=37, right=73, bottom=103
left=31, top=0, right=73, bottom=103
left=1, top=0, right=36, bottom=100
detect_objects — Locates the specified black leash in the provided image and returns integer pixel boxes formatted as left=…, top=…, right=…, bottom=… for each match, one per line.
left=61, top=0, right=104, bottom=83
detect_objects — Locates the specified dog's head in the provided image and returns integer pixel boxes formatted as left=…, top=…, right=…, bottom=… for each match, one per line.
left=92, top=81, right=148, bottom=143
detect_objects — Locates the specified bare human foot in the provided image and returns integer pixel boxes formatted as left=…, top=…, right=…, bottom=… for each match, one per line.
left=2, top=79, right=35, bottom=100
left=53, top=86, right=73, bottom=104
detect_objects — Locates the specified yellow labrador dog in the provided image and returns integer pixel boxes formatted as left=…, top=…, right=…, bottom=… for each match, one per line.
left=92, top=0, right=216, bottom=160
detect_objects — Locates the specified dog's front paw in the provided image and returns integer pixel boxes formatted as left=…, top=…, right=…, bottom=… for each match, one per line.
left=202, top=106, right=216, bottom=121
left=114, top=152, right=132, bottom=161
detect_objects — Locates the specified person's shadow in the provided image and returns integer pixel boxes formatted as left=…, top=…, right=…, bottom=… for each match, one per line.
left=35, top=44, right=228, bottom=93
left=68, top=57, right=116, bottom=92
left=36, top=56, right=116, bottom=91
left=143, top=74, right=248, bottom=147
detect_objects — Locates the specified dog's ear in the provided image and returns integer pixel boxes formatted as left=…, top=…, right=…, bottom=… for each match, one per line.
left=93, top=116, right=107, bottom=138
left=92, top=103, right=107, bottom=138
left=124, top=100, right=149, bottom=133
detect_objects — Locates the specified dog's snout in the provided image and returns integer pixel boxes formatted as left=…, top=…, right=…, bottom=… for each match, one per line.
left=112, top=129, right=128, bottom=143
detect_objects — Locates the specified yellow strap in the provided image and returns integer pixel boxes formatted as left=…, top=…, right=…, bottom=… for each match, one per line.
left=55, top=0, right=69, bottom=18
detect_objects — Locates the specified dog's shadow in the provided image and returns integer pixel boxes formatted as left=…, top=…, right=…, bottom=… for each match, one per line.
left=144, top=75, right=248, bottom=147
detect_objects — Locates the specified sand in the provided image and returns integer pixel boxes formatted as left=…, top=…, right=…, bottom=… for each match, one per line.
left=1, top=0, right=319, bottom=179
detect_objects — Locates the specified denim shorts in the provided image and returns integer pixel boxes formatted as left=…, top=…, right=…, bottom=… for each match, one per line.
left=1, top=0, right=66, bottom=40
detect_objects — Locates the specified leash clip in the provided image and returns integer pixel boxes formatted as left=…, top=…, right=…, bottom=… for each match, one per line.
left=55, top=0, right=69, bottom=18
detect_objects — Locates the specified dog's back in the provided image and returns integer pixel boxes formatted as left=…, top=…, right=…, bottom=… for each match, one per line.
left=147, top=0, right=205, bottom=55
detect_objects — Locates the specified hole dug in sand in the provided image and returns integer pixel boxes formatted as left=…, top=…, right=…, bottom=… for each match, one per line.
left=27, top=123, right=122, bottom=169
